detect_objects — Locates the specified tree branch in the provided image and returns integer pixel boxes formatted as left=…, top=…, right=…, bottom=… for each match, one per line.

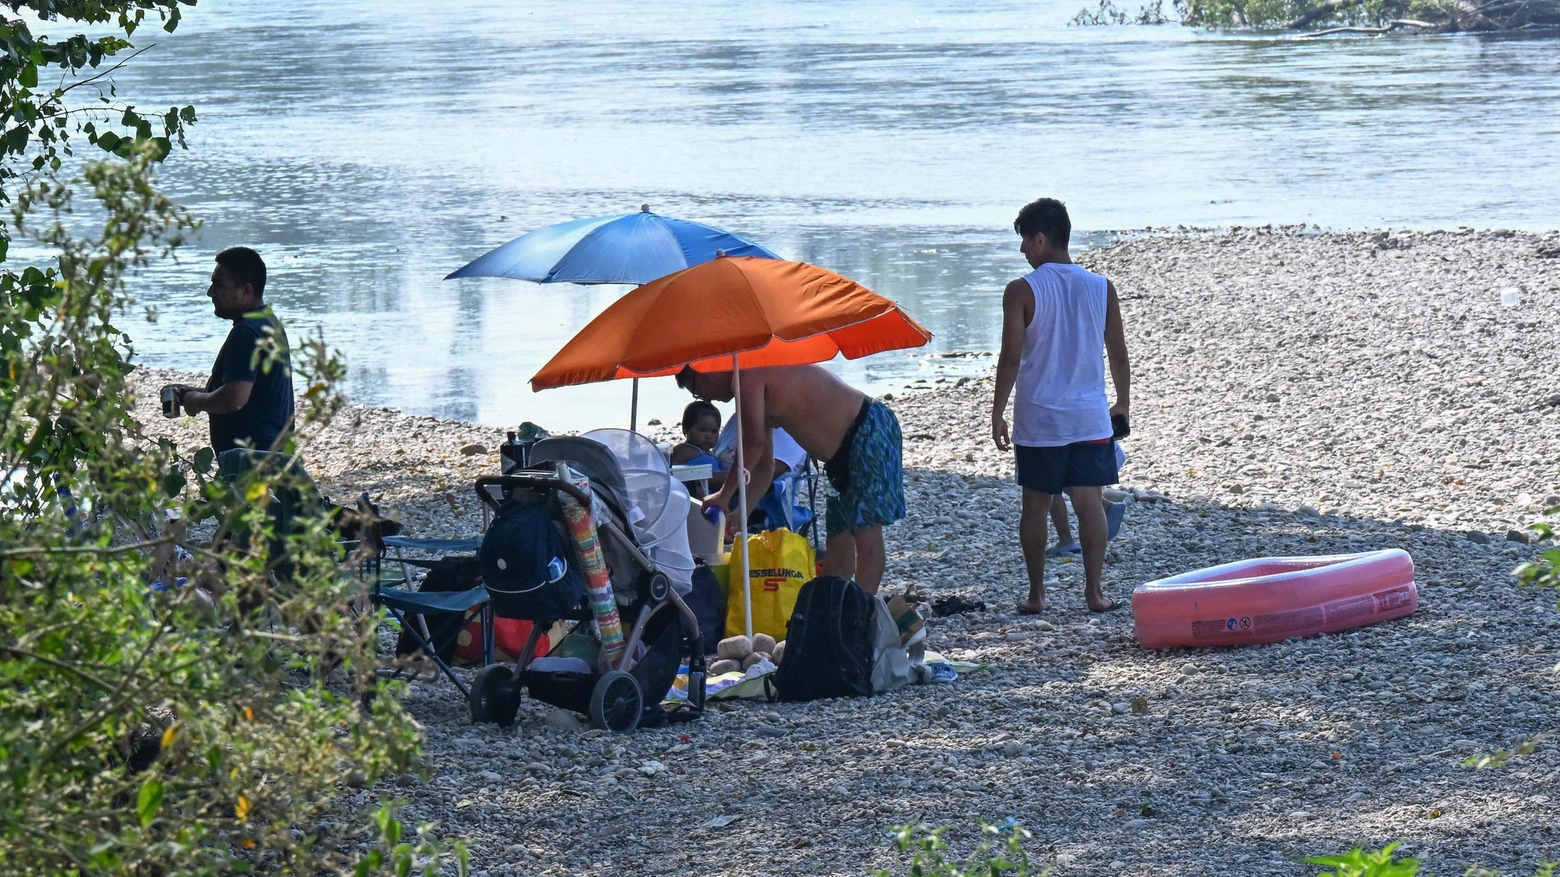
left=54, top=44, right=155, bottom=99
left=0, top=535, right=173, bottom=559
left=0, top=644, right=116, bottom=691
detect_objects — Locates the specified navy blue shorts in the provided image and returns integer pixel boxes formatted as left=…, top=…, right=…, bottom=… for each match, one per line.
left=1014, top=441, right=1120, bottom=495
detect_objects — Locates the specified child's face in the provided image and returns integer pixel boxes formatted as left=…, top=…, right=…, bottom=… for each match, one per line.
left=685, top=413, right=720, bottom=452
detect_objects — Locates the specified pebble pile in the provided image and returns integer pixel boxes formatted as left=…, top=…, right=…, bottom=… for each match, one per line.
left=132, top=229, right=1560, bottom=876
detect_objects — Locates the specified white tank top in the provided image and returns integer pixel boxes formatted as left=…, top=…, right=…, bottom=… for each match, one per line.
left=1012, top=263, right=1112, bottom=447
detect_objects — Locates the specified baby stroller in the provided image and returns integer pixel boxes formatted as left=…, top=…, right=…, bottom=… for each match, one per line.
left=467, top=429, right=706, bottom=733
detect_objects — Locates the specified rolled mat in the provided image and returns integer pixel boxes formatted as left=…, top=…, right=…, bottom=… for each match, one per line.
left=558, top=478, right=625, bottom=670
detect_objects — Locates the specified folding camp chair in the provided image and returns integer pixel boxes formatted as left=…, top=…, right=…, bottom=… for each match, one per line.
left=367, top=579, right=493, bottom=697
left=751, top=458, right=821, bottom=548
left=216, top=450, right=496, bottom=693
left=370, top=534, right=494, bottom=688
left=377, top=535, right=483, bottom=586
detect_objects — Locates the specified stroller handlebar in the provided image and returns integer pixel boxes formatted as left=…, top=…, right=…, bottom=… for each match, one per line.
left=473, top=465, right=592, bottom=512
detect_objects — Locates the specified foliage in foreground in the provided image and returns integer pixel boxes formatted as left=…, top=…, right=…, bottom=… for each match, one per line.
left=872, top=823, right=1041, bottom=877
left=872, top=828, right=1559, bottom=876
left=1515, top=504, right=1560, bottom=604
left=0, top=3, right=455, bottom=874
left=1307, top=843, right=1422, bottom=877
left=1307, top=843, right=1556, bottom=877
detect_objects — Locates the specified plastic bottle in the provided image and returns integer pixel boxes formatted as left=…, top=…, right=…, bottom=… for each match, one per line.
left=501, top=430, right=524, bottom=474
left=686, top=496, right=725, bottom=563
left=516, top=421, right=548, bottom=465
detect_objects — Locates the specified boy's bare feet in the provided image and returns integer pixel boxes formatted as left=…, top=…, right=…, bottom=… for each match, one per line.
left=1085, top=588, right=1121, bottom=613
left=1016, top=598, right=1045, bottom=616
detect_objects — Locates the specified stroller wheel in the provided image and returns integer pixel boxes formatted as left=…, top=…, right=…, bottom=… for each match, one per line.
left=589, top=670, right=643, bottom=734
left=469, top=665, right=521, bottom=727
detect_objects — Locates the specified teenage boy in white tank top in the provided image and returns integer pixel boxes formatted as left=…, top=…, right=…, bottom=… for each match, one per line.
left=991, top=198, right=1131, bottom=616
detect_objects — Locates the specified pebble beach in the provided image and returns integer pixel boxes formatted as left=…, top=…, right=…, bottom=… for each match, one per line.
left=132, top=229, right=1560, bottom=876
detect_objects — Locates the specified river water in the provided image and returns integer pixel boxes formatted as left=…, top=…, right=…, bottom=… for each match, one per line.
left=91, top=0, right=1559, bottom=431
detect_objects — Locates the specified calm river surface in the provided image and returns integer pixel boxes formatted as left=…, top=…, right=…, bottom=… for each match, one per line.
left=93, top=0, right=1560, bottom=431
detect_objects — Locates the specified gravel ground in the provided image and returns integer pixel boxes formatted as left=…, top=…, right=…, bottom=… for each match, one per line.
left=131, top=229, right=1560, bottom=876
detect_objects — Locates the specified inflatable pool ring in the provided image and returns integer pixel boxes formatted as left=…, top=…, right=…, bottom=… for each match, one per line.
left=1132, top=549, right=1416, bottom=650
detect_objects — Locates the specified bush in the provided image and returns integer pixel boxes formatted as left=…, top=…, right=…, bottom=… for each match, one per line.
left=871, top=822, right=1041, bottom=876
left=0, top=4, right=454, bottom=873
left=1514, top=504, right=1559, bottom=601
left=1306, top=843, right=1421, bottom=877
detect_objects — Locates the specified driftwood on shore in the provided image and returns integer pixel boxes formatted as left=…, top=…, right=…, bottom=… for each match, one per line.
left=1295, top=18, right=1437, bottom=37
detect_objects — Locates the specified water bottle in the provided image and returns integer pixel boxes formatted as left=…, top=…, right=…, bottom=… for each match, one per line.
left=516, top=421, right=548, bottom=465
left=1500, top=287, right=1520, bottom=307
left=501, top=430, right=524, bottom=474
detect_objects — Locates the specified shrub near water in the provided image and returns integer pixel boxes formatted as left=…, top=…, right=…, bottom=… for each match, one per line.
left=0, top=4, right=455, bottom=874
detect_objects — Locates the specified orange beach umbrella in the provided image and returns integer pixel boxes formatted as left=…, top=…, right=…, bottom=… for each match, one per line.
left=530, top=256, right=931, bottom=390
left=530, top=255, right=932, bottom=638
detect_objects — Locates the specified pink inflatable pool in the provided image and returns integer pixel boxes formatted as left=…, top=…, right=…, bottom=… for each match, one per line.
left=1132, top=549, right=1416, bottom=650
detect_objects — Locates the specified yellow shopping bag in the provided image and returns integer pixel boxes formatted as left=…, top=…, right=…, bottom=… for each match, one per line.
left=725, top=529, right=816, bottom=641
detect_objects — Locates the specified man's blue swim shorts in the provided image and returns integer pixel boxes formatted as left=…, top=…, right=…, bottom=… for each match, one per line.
left=823, top=398, right=906, bottom=538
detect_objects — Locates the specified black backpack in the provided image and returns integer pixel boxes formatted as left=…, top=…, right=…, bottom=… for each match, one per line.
left=683, top=560, right=725, bottom=650
left=479, top=499, right=586, bottom=621
left=773, top=576, right=875, bottom=701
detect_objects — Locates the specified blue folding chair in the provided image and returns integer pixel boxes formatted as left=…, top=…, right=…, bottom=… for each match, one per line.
left=368, top=578, right=492, bottom=698
left=749, top=460, right=819, bottom=546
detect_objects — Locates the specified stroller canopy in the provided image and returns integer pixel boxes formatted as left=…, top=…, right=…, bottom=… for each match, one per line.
left=581, top=429, right=696, bottom=595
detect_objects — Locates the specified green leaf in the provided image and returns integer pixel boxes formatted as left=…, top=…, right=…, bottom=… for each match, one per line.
left=193, top=447, right=214, bottom=475
left=161, top=470, right=186, bottom=498
left=19, top=63, right=37, bottom=89
left=136, top=778, right=163, bottom=827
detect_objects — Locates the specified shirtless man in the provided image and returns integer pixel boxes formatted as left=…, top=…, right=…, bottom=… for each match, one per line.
left=677, top=364, right=905, bottom=594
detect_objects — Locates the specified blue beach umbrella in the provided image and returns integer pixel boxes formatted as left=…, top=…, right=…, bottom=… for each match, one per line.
left=444, top=204, right=779, bottom=285
left=445, top=205, right=781, bottom=429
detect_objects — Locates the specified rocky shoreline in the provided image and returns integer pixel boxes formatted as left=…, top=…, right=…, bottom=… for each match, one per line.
left=131, top=228, right=1560, bottom=876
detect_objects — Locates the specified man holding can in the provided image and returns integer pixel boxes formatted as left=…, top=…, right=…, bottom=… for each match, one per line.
left=161, top=247, right=294, bottom=453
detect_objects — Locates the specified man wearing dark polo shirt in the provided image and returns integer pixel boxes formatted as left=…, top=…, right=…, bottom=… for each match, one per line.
left=163, top=247, right=294, bottom=452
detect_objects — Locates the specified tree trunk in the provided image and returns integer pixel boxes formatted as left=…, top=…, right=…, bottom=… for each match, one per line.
left=1284, top=0, right=1362, bottom=29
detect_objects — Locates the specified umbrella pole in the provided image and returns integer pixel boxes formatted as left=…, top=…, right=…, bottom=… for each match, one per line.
left=733, top=355, right=752, bottom=639
left=630, top=378, right=639, bottom=432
